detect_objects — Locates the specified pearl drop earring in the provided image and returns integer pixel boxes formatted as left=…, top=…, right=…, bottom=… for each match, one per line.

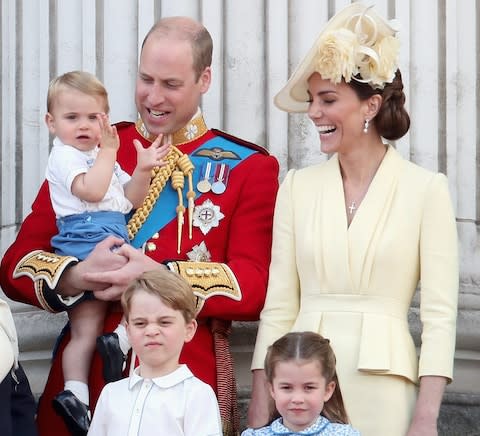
left=363, top=119, right=369, bottom=133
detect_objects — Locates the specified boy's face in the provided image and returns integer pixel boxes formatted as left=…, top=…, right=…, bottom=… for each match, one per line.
left=126, top=288, right=197, bottom=378
left=45, top=88, right=105, bottom=152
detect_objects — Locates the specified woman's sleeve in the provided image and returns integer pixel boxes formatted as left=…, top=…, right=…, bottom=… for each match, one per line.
left=418, top=173, right=459, bottom=380
left=251, top=169, right=301, bottom=369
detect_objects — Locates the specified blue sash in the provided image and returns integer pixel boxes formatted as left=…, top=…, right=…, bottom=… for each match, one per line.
left=131, top=136, right=257, bottom=248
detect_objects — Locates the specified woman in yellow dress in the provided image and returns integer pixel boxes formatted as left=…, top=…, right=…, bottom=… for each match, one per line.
left=247, top=4, right=459, bottom=436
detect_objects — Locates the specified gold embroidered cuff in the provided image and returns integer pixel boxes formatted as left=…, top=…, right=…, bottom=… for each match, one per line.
left=13, top=250, right=78, bottom=290
left=166, top=261, right=241, bottom=313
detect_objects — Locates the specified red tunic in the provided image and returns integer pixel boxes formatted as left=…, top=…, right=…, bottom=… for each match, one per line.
left=0, top=119, right=279, bottom=435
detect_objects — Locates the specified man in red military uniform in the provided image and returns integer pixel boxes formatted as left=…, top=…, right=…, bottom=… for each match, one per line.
left=0, top=16, right=279, bottom=436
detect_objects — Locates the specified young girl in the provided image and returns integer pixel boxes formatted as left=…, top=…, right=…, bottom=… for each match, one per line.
left=243, top=332, right=360, bottom=435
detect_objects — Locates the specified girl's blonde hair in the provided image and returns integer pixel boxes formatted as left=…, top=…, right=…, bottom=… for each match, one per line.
left=265, top=331, right=349, bottom=424
left=46, top=70, right=109, bottom=113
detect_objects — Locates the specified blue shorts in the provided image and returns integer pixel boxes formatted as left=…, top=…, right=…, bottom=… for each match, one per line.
left=51, top=211, right=129, bottom=260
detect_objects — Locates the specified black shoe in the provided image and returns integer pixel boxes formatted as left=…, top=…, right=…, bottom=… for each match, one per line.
left=96, top=332, right=127, bottom=383
left=52, top=390, right=91, bottom=436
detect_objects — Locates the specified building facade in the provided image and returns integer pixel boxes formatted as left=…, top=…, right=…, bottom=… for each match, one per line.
left=1, top=0, right=479, bottom=432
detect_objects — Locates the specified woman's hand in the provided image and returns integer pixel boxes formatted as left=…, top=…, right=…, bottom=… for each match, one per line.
left=406, top=418, right=437, bottom=436
left=406, top=376, right=447, bottom=436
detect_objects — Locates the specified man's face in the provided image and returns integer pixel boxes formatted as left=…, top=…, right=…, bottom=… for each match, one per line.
left=135, top=36, right=211, bottom=136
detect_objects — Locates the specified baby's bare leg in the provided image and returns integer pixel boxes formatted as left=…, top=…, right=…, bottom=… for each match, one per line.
left=63, top=299, right=108, bottom=383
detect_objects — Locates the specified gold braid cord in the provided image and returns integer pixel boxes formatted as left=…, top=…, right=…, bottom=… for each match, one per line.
left=176, top=154, right=196, bottom=239
left=171, top=170, right=185, bottom=254
left=127, top=145, right=195, bottom=254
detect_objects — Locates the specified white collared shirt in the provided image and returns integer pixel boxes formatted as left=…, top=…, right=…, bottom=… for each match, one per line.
left=46, top=137, right=133, bottom=218
left=88, top=365, right=222, bottom=436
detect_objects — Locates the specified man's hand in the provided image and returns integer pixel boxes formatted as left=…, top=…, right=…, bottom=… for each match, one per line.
left=56, top=236, right=128, bottom=297
left=83, top=243, right=166, bottom=301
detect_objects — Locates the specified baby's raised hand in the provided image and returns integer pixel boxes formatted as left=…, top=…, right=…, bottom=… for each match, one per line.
left=97, top=113, right=120, bottom=152
left=133, top=133, right=171, bottom=172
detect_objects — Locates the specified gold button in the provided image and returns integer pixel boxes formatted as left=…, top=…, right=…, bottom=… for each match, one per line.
left=146, top=242, right=157, bottom=252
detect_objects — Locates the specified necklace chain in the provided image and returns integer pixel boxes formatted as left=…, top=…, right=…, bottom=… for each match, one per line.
left=344, top=146, right=388, bottom=217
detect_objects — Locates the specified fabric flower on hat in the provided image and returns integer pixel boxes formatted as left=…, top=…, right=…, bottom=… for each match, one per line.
left=314, top=8, right=400, bottom=89
left=315, top=29, right=359, bottom=84
left=273, top=4, right=402, bottom=112
left=359, top=35, right=400, bottom=88
left=346, top=11, right=378, bottom=47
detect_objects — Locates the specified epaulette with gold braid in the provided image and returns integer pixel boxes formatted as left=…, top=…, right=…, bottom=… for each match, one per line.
left=165, top=260, right=242, bottom=313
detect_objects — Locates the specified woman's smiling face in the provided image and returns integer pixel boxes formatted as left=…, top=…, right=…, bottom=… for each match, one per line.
left=307, top=73, right=369, bottom=155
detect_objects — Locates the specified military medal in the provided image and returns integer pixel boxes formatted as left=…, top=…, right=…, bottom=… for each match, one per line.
left=187, top=241, right=212, bottom=262
left=197, top=162, right=213, bottom=193
left=211, top=163, right=229, bottom=194
left=193, top=199, right=225, bottom=235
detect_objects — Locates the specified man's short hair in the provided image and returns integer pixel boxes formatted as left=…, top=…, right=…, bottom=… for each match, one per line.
left=142, top=16, right=213, bottom=81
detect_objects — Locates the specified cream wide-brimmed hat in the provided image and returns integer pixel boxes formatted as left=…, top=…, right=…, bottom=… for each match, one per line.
left=274, top=3, right=400, bottom=113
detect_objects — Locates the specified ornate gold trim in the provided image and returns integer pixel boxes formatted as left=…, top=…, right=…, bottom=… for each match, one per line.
left=135, top=112, right=208, bottom=146
left=13, top=250, right=78, bottom=290
left=166, top=261, right=241, bottom=313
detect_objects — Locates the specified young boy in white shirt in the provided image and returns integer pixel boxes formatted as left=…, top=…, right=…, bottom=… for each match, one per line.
left=87, top=269, right=222, bottom=436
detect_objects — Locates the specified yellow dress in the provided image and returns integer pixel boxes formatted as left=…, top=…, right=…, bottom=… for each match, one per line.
left=252, top=146, right=459, bottom=436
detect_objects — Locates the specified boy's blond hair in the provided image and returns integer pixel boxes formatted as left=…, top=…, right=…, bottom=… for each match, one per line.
left=121, top=270, right=196, bottom=323
left=46, top=70, right=109, bottom=113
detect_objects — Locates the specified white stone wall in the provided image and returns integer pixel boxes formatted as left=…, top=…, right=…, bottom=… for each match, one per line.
left=1, top=0, right=479, bottom=406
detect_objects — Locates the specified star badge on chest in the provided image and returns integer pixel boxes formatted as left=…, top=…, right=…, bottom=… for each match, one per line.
left=186, top=241, right=212, bottom=262
left=193, top=199, right=225, bottom=235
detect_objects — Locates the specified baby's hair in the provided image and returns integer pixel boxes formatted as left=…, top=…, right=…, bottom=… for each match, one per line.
left=264, top=331, right=349, bottom=424
left=121, top=269, right=196, bottom=323
left=46, top=70, right=109, bottom=114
